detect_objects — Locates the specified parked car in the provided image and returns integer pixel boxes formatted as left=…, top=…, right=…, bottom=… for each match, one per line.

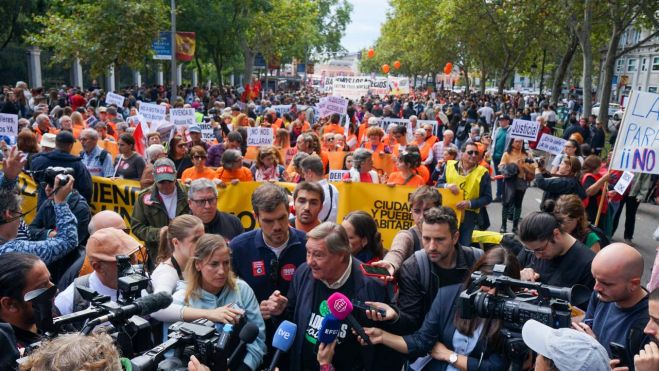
left=592, top=102, right=621, bottom=118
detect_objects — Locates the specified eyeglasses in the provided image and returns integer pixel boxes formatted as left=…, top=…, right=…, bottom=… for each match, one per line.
left=177, top=143, right=187, bottom=148
left=465, top=150, right=479, bottom=155
left=193, top=156, right=207, bottom=160
left=523, top=240, right=550, bottom=255
left=190, top=197, right=217, bottom=207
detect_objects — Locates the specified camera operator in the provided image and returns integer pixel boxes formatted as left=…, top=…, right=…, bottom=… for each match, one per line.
left=572, top=243, right=649, bottom=369
left=0, top=252, right=54, bottom=352
left=358, top=247, right=519, bottom=370
left=54, top=228, right=140, bottom=316
left=517, top=211, right=595, bottom=290
left=0, top=147, right=79, bottom=266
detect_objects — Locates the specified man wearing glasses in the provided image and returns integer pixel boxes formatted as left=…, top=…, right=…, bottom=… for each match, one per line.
left=131, top=158, right=190, bottom=271
left=517, top=211, right=595, bottom=291
left=54, top=228, right=141, bottom=316
left=79, top=128, right=114, bottom=177
left=437, top=142, right=492, bottom=247
left=188, top=178, right=243, bottom=242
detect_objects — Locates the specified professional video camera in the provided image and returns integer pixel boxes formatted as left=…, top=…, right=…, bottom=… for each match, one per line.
left=116, top=254, right=150, bottom=304
left=458, top=264, right=590, bottom=369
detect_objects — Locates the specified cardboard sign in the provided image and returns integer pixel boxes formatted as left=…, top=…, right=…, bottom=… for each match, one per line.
left=610, top=90, right=659, bottom=174
left=614, top=171, right=635, bottom=195
left=198, top=122, right=215, bottom=141
left=170, top=108, right=196, bottom=126
left=328, top=170, right=349, bottom=182
left=0, top=113, right=18, bottom=139
left=323, top=96, right=348, bottom=116
left=388, top=76, right=410, bottom=95
left=105, top=92, right=125, bottom=107
left=535, top=134, right=567, bottom=155
left=509, top=119, right=540, bottom=141
left=369, top=78, right=389, bottom=96
left=139, top=102, right=167, bottom=121
left=247, top=127, right=274, bottom=146
left=332, top=76, right=371, bottom=100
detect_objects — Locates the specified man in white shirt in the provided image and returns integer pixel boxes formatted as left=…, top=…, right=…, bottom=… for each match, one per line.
left=55, top=228, right=140, bottom=315
left=300, top=155, right=338, bottom=223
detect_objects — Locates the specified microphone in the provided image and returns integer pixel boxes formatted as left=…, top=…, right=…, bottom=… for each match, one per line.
left=227, top=322, right=260, bottom=370
left=316, top=313, right=340, bottom=344
left=327, top=292, right=371, bottom=345
left=267, top=320, right=297, bottom=371
left=216, top=323, right=233, bottom=350
left=81, top=292, right=173, bottom=334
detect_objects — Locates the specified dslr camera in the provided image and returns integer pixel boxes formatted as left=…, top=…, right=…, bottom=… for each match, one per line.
left=43, top=167, right=74, bottom=187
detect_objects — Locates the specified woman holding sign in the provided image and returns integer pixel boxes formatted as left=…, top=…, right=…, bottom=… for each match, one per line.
left=387, top=150, right=425, bottom=187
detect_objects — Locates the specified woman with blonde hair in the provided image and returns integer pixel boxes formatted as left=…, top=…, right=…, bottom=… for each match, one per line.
left=173, top=234, right=266, bottom=371
left=70, top=111, right=86, bottom=138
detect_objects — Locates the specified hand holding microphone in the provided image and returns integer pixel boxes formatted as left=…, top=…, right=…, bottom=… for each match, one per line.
left=327, top=292, right=371, bottom=345
left=267, top=320, right=297, bottom=371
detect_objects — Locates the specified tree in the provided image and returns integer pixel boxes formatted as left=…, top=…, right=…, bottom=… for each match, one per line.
left=27, top=0, right=168, bottom=77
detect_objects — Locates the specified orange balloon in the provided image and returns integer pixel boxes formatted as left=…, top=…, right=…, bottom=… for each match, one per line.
left=393, top=60, right=401, bottom=69
left=382, top=64, right=390, bottom=74
left=367, top=48, right=375, bottom=58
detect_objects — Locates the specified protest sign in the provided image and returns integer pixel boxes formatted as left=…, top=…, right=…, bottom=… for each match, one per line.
left=247, top=127, right=274, bottom=146
left=323, top=96, right=348, bottom=116
left=610, top=90, right=659, bottom=174
left=170, top=108, right=196, bottom=126
left=198, top=122, right=215, bottom=141
left=0, top=113, right=18, bottom=139
left=614, top=171, right=635, bottom=195
left=369, top=77, right=389, bottom=96
left=105, top=92, right=125, bottom=107
left=272, top=105, right=292, bottom=117
left=332, top=76, right=371, bottom=100
left=509, top=119, right=540, bottom=141
left=321, top=76, right=334, bottom=94
left=535, top=134, right=567, bottom=155
left=139, top=102, right=167, bottom=121
left=328, top=170, right=349, bottom=182
left=389, top=76, right=410, bottom=95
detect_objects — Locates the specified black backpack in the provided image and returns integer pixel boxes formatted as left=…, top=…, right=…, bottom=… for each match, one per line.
left=589, top=224, right=611, bottom=248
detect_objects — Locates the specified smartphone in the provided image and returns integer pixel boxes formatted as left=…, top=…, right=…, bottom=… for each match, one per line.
left=360, top=263, right=390, bottom=277
left=610, top=342, right=629, bottom=368
left=351, top=299, right=387, bottom=317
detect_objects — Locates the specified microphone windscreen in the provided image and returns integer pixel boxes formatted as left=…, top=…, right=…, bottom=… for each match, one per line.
left=317, top=313, right=340, bottom=344
left=239, top=322, right=260, bottom=343
left=272, top=320, right=297, bottom=352
left=136, top=292, right=173, bottom=315
left=326, top=292, right=353, bottom=321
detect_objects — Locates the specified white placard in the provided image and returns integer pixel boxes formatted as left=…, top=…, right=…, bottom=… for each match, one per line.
left=170, top=108, right=196, bottom=126
left=247, top=127, right=274, bottom=146
left=535, top=134, right=567, bottom=155
left=0, top=113, right=18, bottom=138
left=389, top=76, right=410, bottom=95
left=139, top=102, right=167, bottom=121
left=614, top=171, right=635, bottom=195
left=105, top=92, right=125, bottom=107
left=198, top=122, right=215, bottom=141
left=328, top=170, right=349, bottom=182
left=322, top=96, right=348, bottom=116
left=610, top=90, right=659, bottom=174
left=332, top=76, right=371, bottom=100
left=272, top=105, right=291, bottom=117
left=509, top=119, right=540, bottom=141
left=369, top=77, right=389, bottom=96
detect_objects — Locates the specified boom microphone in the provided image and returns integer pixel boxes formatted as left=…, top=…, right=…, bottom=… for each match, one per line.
left=316, top=313, right=340, bottom=344
left=227, top=322, right=260, bottom=370
left=267, top=320, right=297, bottom=371
left=81, top=292, right=173, bottom=335
left=327, top=292, right=371, bottom=345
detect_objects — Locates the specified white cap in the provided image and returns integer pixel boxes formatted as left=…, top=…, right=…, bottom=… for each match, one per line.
left=522, top=320, right=610, bottom=371
left=40, top=133, right=56, bottom=149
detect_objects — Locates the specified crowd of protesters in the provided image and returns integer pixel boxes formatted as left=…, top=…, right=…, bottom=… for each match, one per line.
left=0, top=79, right=658, bottom=371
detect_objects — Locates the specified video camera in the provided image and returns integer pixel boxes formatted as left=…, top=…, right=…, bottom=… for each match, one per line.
left=116, top=254, right=150, bottom=304
left=36, top=166, right=74, bottom=188
left=459, top=265, right=589, bottom=331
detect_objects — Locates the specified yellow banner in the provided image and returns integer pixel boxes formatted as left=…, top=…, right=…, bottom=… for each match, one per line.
left=18, top=176, right=462, bottom=249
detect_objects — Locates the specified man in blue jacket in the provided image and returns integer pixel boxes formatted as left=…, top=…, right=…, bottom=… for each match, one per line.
left=262, top=222, right=401, bottom=371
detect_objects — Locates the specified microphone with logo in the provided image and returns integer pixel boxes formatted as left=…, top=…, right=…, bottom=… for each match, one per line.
left=267, top=320, right=297, bottom=371
left=81, top=292, right=173, bottom=335
left=316, top=313, right=340, bottom=344
left=227, top=322, right=260, bottom=370
left=326, top=292, right=371, bottom=345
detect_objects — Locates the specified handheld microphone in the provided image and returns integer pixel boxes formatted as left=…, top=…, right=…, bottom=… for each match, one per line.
left=227, top=322, right=260, bottom=370
left=81, top=292, right=173, bottom=335
left=327, top=292, right=371, bottom=345
left=267, top=320, right=297, bottom=371
left=316, top=313, right=340, bottom=344
left=216, top=323, right=233, bottom=350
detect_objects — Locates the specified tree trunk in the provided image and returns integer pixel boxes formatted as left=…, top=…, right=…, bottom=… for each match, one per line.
left=480, top=62, right=487, bottom=95
left=498, top=69, right=512, bottom=94
left=551, top=32, right=579, bottom=106
left=212, top=52, right=223, bottom=87
left=598, top=23, right=622, bottom=132
left=579, top=0, right=593, bottom=117
left=242, top=45, right=255, bottom=86
left=195, top=54, right=204, bottom=87
left=464, top=65, right=470, bottom=92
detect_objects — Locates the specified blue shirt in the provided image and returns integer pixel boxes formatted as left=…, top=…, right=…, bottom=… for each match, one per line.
left=80, top=146, right=114, bottom=177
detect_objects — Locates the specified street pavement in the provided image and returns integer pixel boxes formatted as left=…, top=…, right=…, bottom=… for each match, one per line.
left=485, top=185, right=658, bottom=286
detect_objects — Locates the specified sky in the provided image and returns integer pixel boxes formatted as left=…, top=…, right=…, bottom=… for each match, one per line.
left=341, top=0, right=390, bottom=53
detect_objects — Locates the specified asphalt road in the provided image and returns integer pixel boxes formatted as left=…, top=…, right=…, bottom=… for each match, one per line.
left=486, top=185, right=658, bottom=286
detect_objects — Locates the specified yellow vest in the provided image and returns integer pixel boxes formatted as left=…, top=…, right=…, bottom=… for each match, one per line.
left=445, top=160, right=488, bottom=213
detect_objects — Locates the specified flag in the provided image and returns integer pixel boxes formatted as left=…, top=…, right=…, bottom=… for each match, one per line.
left=134, top=122, right=146, bottom=156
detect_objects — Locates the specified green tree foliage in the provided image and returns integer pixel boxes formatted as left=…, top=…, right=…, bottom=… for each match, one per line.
left=27, top=0, right=168, bottom=76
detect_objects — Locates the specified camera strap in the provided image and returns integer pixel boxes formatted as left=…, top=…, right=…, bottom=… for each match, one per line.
left=170, top=256, right=183, bottom=280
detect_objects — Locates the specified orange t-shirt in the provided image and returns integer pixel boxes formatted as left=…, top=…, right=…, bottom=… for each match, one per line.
left=415, top=165, right=430, bottom=184
left=387, top=171, right=426, bottom=187
left=323, top=123, right=344, bottom=136
left=215, top=166, right=254, bottom=183
left=181, top=166, right=217, bottom=182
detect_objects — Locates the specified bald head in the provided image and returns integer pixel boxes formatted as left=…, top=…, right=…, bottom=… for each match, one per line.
left=88, top=210, right=127, bottom=235
left=593, top=243, right=644, bottom=280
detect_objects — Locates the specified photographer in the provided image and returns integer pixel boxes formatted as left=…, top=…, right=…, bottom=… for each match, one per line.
left=54, top=228, right=140, bottom=316
left=517, top=211, right=595, bottom=291
left=533, top=155, right=586, bottom=205
left=359, top=247, right=519, bottom=370
left=0, top=147, right=79, bottom=265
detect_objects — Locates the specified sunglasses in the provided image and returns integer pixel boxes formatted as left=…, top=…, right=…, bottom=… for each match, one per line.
left=465, top=150, right=479, bottom=155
